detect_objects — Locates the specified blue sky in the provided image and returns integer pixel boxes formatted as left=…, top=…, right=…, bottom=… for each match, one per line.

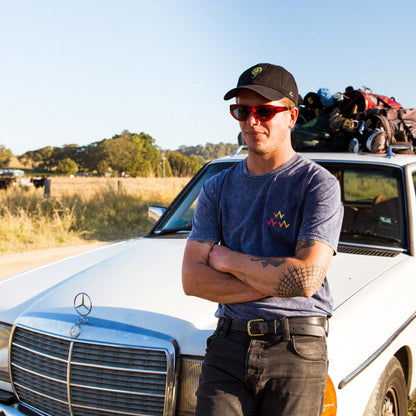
left=1, top=0, right=415, bottom=156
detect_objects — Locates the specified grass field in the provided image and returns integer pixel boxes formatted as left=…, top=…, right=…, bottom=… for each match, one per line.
left=0, top=177, right=190, bottom=253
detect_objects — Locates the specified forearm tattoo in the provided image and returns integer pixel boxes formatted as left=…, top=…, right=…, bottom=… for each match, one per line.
left=274, top=263, right=326, bottom=297
left=295, top=239, right=316, bottom=255
left=251, top=258, right=285, bottom=269
left=250, top=255, right=326, bottom=297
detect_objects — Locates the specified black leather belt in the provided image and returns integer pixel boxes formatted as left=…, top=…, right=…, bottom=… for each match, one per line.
left=217, top=316, right=328, bottom=338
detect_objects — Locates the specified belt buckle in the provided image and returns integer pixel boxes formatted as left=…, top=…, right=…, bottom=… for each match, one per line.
left=247, top=319, right=264, bottom=336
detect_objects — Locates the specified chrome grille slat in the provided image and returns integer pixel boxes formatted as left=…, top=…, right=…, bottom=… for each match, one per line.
left=12, top=342, right=69, bottom=364
left=13, top=368, right=69, bottom=402
left=14, top=382, right=69, bottom=405
left=13, top=329, right=70, bottom=359
left=12, top=362, right=67, bottom=385
left=70, top=365, right=166, bottom=395
left=70, top=360, right=166, bottom=374
left=72, top=405, right=148, bottom=416
left=71, top=343, right=167, bottom=372
left=70, top=382, right=164, bottom=397
left=14, top=386, right=70, bottom=416
left=12, top=349, right=68, bottom=381
left=71, top=387, right=163, bottom=414
left=10, top=327, right=171, bottom=416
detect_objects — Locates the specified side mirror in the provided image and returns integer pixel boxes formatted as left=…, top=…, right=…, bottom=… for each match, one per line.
left=148, top=206, right=166, bottom=224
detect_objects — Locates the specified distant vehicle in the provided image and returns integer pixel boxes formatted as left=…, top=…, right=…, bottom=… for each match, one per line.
left=0, top=169, right=24, bottom=178
left=0, top=169, right=24, bottom=189
left=1, top=146, right=416, bottom=416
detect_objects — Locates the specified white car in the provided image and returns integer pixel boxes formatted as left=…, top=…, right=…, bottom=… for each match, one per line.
left=1, top=146, right=416, bottom=416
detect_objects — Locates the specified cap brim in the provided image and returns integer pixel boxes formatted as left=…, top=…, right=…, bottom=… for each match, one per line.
left=224, top=85, right=286, bottom=102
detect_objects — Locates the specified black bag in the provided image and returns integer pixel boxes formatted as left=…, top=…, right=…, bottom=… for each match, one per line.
left=292, top=113, right=352, bottom=151
left=364, top=107, right=416, bottom=149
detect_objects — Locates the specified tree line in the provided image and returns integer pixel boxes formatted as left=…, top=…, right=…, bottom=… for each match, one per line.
left=0, top=131, right=239, bottom=177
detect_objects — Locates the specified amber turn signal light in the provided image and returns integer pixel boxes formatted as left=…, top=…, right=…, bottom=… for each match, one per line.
left=321, top=375, right=337, bottom=416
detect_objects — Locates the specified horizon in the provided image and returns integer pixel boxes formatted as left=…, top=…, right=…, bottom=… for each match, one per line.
left=2, top=130, right=238, bottom=157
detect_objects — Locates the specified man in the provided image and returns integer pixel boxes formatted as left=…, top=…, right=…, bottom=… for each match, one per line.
left=182, top=63, right=343, bottom=416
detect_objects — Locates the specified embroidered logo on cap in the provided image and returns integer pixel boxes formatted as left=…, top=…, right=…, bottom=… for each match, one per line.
left=251, top=66, right=263, bottom=79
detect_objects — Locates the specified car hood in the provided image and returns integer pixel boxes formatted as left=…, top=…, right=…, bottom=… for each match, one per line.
left=327, top=250, right=404, bottom=310
left=8, top=238, right=405, bottom=355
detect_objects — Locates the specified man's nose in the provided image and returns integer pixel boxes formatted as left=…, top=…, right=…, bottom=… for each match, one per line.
left=246, top=111, right=260, bottom=126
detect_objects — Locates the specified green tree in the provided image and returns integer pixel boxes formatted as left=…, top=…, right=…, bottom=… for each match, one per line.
left=167, top=151, right=201, bottom=177
left=90, top=131, right=162, bottom=177
left=20, top=146, right=55, bottom=172
left=56, top=158, right=78, bottom=176
left=0, top=145, right=13, bottom=167
left=177, top=142, right=239, bottom=162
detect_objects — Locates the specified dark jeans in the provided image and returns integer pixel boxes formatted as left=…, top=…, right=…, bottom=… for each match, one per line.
left=195, top=326, right=328, bottom=416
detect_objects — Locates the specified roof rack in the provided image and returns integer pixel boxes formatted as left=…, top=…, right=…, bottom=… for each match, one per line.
left=386, top=144, right=415, bottom=158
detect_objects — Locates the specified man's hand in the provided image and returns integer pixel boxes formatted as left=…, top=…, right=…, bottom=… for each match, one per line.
left=208, top=244, right=233, bottom=272
left=182, top=241, right=267, bottom=304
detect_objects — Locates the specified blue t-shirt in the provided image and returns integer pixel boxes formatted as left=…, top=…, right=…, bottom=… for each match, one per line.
left=188, top=153, right=344, bottom=320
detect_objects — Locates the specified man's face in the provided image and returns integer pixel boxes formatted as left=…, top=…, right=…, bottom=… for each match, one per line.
left=236, top=89, right=298, bottom=157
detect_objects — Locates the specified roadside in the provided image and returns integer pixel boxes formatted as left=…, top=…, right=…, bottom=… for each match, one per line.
left=0, top=242, right=113, bottom=281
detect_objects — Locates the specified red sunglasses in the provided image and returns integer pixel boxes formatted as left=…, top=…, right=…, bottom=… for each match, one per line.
left=230, top=104, right=288, bottom=122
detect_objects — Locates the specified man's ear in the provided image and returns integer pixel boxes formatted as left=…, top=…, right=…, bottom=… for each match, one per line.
left=288, top=107, right=299, bottom=129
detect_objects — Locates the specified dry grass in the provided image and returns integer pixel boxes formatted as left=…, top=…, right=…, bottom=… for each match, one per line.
left=0, top=177, right=190, bottom=253
left=45, top=177, right=189, bottom=204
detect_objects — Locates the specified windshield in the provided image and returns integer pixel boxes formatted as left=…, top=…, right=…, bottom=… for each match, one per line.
left=151, top=159, right=407, bottom=250
left=152, top=162, right=234, bottom=235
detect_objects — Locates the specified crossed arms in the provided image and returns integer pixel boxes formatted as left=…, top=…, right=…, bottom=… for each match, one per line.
left=182, top=239, right=334, bottom=304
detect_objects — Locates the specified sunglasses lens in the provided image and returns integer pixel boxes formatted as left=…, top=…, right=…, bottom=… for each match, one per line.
left=231, top=106, right=250, bottom=121
left=230, top=105, right=287, bottom=122
left=254, top=107, right=274, bottom=121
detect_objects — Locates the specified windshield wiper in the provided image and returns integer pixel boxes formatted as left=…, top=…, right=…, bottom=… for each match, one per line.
left=341, top=230, right=401, bottom=244
left=153, top=225, right=192, bottom=236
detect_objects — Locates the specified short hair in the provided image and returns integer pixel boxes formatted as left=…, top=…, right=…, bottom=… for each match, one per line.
left=281, top=97, right=296, bottom=109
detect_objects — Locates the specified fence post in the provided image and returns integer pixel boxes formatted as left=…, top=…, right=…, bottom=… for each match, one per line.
left=118, top=180, right=123, bottom=195
left=44, top=178, right=51, bottom=198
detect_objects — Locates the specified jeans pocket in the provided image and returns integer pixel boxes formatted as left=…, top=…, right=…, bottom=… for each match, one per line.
left=290, top=335, right=327, bottom=361
left=205, top=333, right=219, bottom=354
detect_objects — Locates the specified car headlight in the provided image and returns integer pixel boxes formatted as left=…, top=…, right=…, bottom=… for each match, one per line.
left=0, top=323, right=12, bottom=383
left=176, top=356, right=203, bottom=416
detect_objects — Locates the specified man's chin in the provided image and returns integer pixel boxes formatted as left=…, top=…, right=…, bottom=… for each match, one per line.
left=246, top=143, right=267, bottom=156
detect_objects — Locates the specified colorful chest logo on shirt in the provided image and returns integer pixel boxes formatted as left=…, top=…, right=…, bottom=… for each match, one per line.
left=266, top=211, right=290, bottom=229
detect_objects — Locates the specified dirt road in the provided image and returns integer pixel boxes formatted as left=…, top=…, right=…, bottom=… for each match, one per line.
left=0, top=242, right=113, bottom=281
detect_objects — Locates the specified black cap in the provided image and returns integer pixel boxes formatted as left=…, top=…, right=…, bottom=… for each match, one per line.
left=224, top=63, right=298, bottom=105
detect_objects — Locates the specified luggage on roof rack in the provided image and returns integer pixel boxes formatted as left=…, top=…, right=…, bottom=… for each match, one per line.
left=338, top=87, right=402, bottom=117
left=293, top=86, right=415, bottom=154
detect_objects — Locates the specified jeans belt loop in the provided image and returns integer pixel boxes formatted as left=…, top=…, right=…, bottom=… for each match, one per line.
left=282, top=318, right=290, bottom=341
left=218, top=318, right=231, bottom=337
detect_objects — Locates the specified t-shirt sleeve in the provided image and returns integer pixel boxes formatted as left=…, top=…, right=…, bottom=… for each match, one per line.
left=298, top=174, right=344, bottom=253
left=188, top=177, right=221, bottom=243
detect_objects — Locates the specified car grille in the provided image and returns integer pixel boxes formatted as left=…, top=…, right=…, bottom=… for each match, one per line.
left=10, top=326, right=172, bottom=416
